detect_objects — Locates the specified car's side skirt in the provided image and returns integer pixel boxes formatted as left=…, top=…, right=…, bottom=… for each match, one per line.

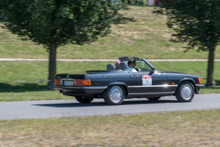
left=127, top=85, right=178, bottom=93
left=128, top=91, right=175, bottom=96
left=127, top=91, right=175, bottom=98
left=127, top=85, right=178, bottom=88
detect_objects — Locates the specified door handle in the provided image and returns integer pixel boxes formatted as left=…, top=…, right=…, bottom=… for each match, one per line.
left=132, top=75, right=139, bottom=78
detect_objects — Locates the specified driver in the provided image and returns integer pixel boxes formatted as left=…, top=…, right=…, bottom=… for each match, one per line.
left=127, top=59, right=137, bottom=72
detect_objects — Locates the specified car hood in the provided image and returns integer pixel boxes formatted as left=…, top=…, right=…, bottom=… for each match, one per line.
left=162, top=71, right=200, bottom=77
left=162, top=71, right=188, bottom=74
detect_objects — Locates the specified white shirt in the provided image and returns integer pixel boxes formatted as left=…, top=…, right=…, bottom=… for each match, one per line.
left=127, top=67, right=137, bottom=72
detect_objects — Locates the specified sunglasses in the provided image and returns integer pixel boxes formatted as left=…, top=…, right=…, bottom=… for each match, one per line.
left=128, top=61, right=136, bottom=64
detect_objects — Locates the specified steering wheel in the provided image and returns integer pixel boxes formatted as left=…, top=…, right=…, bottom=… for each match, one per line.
left=135, top=68, right=140, bottom=71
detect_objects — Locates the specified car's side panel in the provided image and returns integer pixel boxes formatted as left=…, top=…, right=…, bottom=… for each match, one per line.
left=178, top=78, right=195, bottom=85
left=84, top=74, right=107, bottom=86
left=166, top=73, right=199, bottom=92
left=130, top=71, right=170, bottom=94
left=107, top=82, right=127, bottom=86
left=104, top=72, right=132, bottom=93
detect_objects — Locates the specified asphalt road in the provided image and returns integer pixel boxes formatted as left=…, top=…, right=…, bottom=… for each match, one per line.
left=0, top=94, right=220, bottom=120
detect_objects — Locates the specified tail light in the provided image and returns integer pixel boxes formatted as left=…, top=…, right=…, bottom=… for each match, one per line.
left=75, top=79, right=91, bottom=86
left=55, top=79, right=61, bottom=85
left=198, top=78, right=203, bottom=84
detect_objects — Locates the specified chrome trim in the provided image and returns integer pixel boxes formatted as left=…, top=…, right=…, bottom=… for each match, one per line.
left=195, top=84, right=205, bottom=87
left=61, top=78, right=74, bottom=81
left=82, top=86, right=107, bottom=90
left=127, top=85, right=178, bottom=88
left=128, top=91, right=175, bottom=95
left=57, top=86, right=107, bottom=90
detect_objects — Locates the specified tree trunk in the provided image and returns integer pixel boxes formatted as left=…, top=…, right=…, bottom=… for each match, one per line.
left=47, top=44, right=58, bottom=88
left=206, top=45, right=216, bottom=86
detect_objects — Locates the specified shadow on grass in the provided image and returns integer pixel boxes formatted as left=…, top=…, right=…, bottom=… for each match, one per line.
left=202, top=87, right=220, bottom=89
left=113, top=13, right=136, bottom=24
left=215, top=80, right=220, bottom=86
left=202, top=79, right=220, bottom=89
left=0, top=83, right=52, bottom=93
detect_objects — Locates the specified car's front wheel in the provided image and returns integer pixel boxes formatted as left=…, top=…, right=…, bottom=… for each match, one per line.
left=175, top=81, right=194, bottom=102
left=103, top=85, right=125, bottom=105
left=75, top=97, right=94, bottom=103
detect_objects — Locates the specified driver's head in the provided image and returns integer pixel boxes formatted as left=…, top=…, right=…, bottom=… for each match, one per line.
left=128, top=59, right=136, bottom=68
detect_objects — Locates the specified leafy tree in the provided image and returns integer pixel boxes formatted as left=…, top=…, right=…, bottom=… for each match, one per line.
left=0, top=0, right=124, bottom=87
left=154, top=0, right=220, bottom=86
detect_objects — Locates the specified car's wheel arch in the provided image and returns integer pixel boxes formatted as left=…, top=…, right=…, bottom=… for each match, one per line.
left=107, top=82, right=128, bottom=98
left=177, top=78, right=196, bottom=93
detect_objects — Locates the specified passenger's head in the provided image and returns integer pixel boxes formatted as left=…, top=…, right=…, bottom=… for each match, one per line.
left=115, top=60, right=121, bottom=70
left=128, top=59, right=136, bottom=68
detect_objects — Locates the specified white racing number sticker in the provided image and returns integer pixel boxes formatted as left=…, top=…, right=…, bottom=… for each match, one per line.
left=142, top=75, right=152, bottom=86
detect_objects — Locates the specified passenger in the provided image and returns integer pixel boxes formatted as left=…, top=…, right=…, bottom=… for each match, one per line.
left=115, top=60, right=121, bottom=70
left=127, top=59, right=137, bottom=72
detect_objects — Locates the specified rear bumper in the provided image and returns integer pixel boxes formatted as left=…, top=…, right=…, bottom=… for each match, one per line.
left=195, top=84, right=205, bottom=94
left=54, top=86, right=107, bottom=97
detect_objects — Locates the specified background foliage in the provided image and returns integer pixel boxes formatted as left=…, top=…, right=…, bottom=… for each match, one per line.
left=153, top=0, right=220, bottom=86
left=127, top=0, right=147, bottom=6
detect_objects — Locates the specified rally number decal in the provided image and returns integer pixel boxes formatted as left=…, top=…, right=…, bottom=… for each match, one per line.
left=142, top=75, right=152, bottom=86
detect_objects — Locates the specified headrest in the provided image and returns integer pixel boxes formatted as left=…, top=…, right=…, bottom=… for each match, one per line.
left=119, top=62, right=128, bottom=70
left=107, top=64, right=115, bottom=70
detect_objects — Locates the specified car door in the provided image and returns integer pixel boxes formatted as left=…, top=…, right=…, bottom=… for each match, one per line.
left=130, top=71, right=168, bottom=94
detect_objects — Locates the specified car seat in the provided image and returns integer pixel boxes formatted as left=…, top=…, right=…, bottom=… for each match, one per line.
left=119, top=62, right=128, bottom=71
left=107, top=64, right=115, bottom=70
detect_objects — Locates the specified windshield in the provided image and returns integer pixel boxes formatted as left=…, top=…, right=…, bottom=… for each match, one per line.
left=121, top=60, right=153, bottom=72
left=135, top=60, right=153, bottom=71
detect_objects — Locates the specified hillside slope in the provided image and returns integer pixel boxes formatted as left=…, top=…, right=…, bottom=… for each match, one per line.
left=0, top=6, right=219, bottom=59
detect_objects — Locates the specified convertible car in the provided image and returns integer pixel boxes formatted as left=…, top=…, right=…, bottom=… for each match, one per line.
left=54, top=57, right=205, bottom=105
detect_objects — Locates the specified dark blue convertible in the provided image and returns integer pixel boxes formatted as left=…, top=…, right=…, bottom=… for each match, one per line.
left=54, top=57, right=205, bottom=105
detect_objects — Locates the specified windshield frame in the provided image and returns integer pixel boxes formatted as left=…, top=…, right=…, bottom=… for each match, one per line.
left=142, top=58, right=157, bottom=72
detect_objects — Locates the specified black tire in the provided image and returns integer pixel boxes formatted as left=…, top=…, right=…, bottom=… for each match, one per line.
left=103, top=85, right=125, bottom=105
left=75, top=97, right=94, bottom=103
left=147, top=97, right=161, bottom=101
left=175, top=81, right=195, bottom=102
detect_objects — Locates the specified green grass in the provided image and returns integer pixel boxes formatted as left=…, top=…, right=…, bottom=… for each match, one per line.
left=1, top=109, right=220, bottom=146
left=1, top=6, right=220, bottom=59
left=0, top=61, right=219, bottom=101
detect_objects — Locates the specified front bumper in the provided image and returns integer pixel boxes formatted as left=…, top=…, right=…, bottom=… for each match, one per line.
left=54, top=86, right=107, bottom=97
left=195, top=84, right=205, bottom=94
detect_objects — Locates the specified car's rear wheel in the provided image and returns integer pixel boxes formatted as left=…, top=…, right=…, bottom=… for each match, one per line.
left=75, top=97, right=94, bottom=103
left=147, top=97, right=161, bottom=101
left=175, top=81, right=194, bottom=102
left=103, top=85, right=125, bottom=105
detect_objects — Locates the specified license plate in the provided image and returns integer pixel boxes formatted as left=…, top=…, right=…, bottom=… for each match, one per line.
left=63, top=80, right=74, bottom=86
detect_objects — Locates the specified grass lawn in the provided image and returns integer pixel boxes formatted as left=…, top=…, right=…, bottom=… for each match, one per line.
left=0, top=61, right=219, bottom=102
left=1, top=6, right=220, bottom=59
left=0, top=109, right=220, bottom=146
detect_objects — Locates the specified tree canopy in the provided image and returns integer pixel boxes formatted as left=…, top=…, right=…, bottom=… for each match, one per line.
left=154, top=0, right=220, bottom=86
left=0, top=0, right=125, bottom=87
